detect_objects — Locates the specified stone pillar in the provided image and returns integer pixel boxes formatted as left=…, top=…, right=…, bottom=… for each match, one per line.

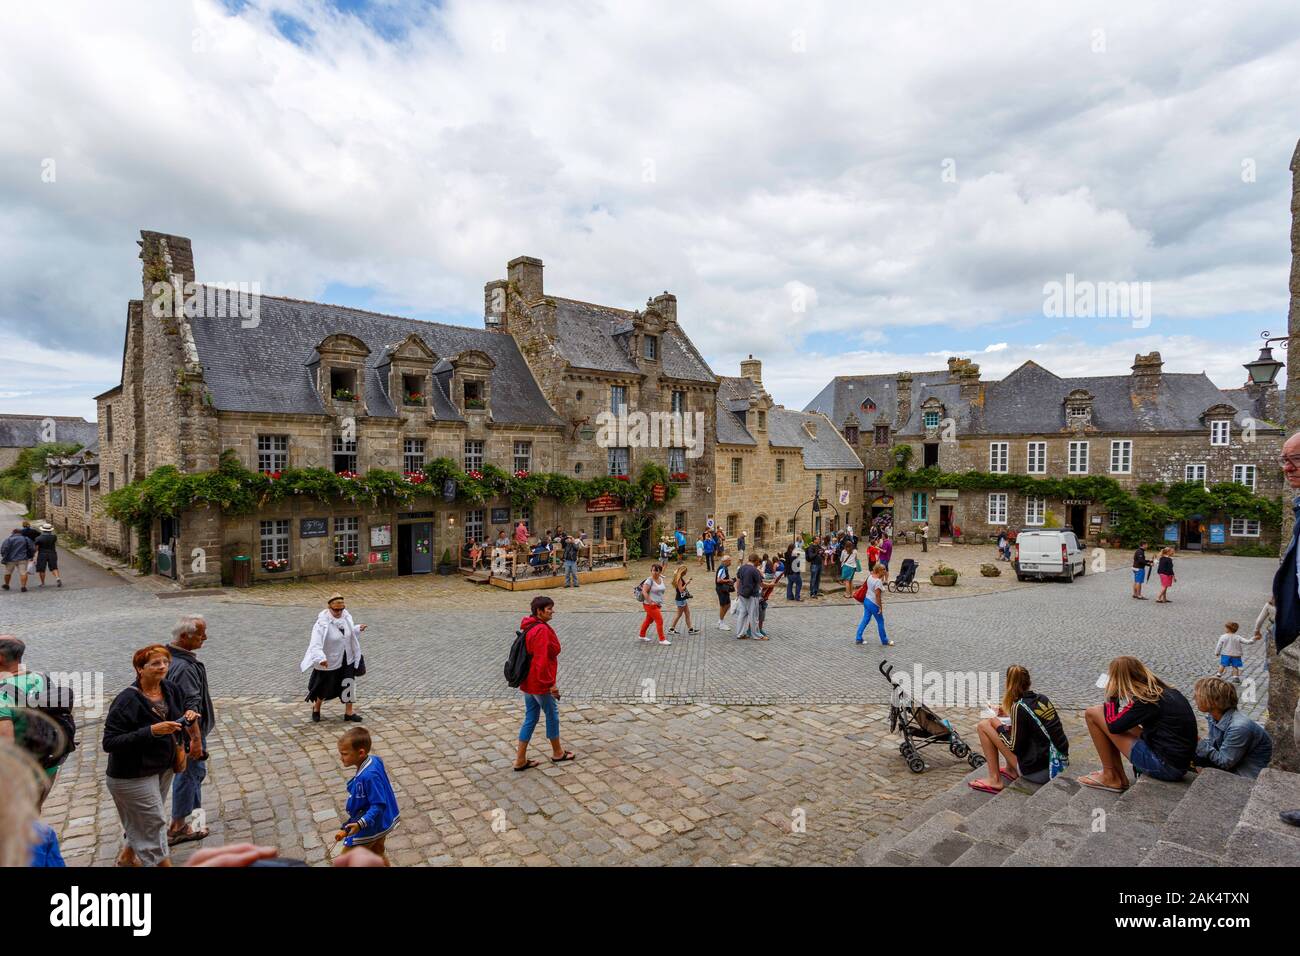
left=1271, top=139, right=1300, bottom=772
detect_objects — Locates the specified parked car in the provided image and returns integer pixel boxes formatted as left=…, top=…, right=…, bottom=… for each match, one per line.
left=1013, top=529, right=1086, bottom=582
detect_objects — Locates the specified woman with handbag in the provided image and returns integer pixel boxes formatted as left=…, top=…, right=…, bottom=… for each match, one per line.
left=667, top=564, right=699, bottom=636
left=103, top=644, right=201, bottom=866
left=302, top=593, right=367, bottom=723
left=969, top=665, right=1069, bottom=794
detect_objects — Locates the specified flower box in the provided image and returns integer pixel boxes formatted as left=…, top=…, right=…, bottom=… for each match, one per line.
left=670, top=472, right=690, bottom=483
left=513, top=469, right=530, bottom=479
left=402, top=471, right=426, bottom=485
left=262, top=559, right=290, bottom=573
left=403, top=394, right=423, bottom=406
left=466, top=470, right=484, bottom=481
left=465, top=399, right=486, bottom=410
left=333, top=389, right=356, bottom=402
left=930, top=573, right=957, bottom=587
left=337, top=552, right=360, bottom=567
left=336, top=470, right=359, bottom=480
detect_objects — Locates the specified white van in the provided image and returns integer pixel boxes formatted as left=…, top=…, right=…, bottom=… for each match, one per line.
left=1013, top=530, right=1086, bottom=582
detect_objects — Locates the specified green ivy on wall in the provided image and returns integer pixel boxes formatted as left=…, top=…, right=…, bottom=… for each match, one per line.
left=884, top=456, right=1281, bottom=547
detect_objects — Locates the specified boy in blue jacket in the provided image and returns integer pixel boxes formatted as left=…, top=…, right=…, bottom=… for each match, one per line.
left=335, top=726, right=399, bottom=865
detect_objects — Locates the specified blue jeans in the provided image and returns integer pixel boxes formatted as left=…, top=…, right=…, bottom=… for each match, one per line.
left=786, top=572, right=802, bottom=601
left=171, top=732, right=207, bottom=821
left=1128, top=738, right=1186, bottom=781
left=809, top=564, right=822, bottom=596
left=856, top=601, right=889, bottom=645
left=519, top=693, right=560, bottom=742
left=563, top=560, right=578, bottom=586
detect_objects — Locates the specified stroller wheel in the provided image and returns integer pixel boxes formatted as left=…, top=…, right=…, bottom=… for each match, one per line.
left=899, top=742, right=911, bottom=756
left=968, top=753, right=986, bottom=769
left=907, top=756, right=926, bottom=774
left=951, top=743, right=969, bottom=758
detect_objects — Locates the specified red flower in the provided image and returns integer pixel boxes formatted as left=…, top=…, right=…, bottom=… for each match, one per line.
left=270, top=471, right=282, bottom=480
left=616, top=475, right=629, bottom=481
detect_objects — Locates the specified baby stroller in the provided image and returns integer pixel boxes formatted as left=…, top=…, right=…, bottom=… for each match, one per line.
left=879, top=661, right=985, bottom=774
left=886, top=558, right=919, bottom=593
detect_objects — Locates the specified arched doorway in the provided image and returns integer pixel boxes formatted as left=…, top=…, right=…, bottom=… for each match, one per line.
left=753, top=515, right=767, bottom=549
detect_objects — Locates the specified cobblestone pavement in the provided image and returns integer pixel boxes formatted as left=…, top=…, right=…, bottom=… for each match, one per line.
left=40, top=698, right=1093, bottom=867
left=2, top=551, right=1275, bottom=715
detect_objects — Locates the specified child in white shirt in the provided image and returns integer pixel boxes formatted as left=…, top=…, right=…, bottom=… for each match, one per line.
left=1214, top=622, right=1257, bottom=681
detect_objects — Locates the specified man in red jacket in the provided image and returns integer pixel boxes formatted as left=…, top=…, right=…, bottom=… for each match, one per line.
left=514, top=596, right=576, bottom=771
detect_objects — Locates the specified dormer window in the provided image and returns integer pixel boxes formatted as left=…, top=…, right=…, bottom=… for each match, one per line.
left=330, top=368, right=357, bottom=402
left=1210, top=420, right=1231, bottom=446
left=844, top=424, right=859, bottom=444
left=643, top=335, right=659, bottom=361
left=463, top=379, right=485, bottom=410
left=1064, top=389, right=1094, bottom=428
left=923, top=410, right=940, bottom=429
left=402, top=374, right=425, bottom=407
left=860, top=398, right=877, bottom=413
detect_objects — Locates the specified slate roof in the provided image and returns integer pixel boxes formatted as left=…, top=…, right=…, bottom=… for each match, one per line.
left=895, top=360, right=1278, bottom=436
left=551, top=297, right=716, bottom=384
left=803, top=371, right=950, bottom=430
left=185, top=292, right=563, bottom=427
left=0, top=415, right=98, bottom=450
left=715, top=376, right=861, bottom=469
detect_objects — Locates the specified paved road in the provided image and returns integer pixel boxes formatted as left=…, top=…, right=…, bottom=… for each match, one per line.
left=0, top=502, right=126, bottom=593
left=1, top=552, right=1276, bottom=715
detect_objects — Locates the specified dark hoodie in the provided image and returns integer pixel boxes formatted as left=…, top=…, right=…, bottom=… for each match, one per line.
left=518, top=615, right=560, bottom=695
left=1008, top=691, right=1069, bottom=776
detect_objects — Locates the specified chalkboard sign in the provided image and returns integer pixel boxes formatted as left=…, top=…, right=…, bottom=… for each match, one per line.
left=491, top=507, right=510, bottom=524
left=301, top=518, right=328, bottom=538
left=442, top=479, right=457, bottom=502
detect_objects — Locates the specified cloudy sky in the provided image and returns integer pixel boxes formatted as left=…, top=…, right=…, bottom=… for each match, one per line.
left=2, top=0, right=1299, bottom=420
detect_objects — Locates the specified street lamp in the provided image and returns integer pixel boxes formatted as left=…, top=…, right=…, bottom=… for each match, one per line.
left=1244, top=331, right=1287, bottom=385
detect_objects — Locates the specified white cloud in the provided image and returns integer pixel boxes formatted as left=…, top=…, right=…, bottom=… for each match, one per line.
left=0, top=0, right=1297, bottom=414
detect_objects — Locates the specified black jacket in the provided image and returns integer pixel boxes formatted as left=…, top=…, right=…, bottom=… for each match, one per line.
left=1008, top=691, right=1069, bottom=776
left=166, top=645, right=214, bottom=735
left=1105, top=686, right=1197, bottom=772
left=1157, top=556, right=1174, bottom=576
left=102, top=680, right=185, bottom=779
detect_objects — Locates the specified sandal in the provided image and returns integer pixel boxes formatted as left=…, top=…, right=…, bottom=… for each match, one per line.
left=968, top=779, right=1002, bottom=794
left=550, top=751, right=576, bottom=763
left=168, top=825, right=210, bottom=846
left=999, top=769, right=1019, bottom=783
left=1078, top=771, right=1127, bottom=793
left=513, top=759, right=541, bottom=772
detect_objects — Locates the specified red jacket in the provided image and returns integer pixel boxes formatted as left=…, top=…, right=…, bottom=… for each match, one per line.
left=518, top=616, right=560, bottom=695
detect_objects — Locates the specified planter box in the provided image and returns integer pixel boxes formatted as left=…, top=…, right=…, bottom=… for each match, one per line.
left=980, top=564, right=1001, bottom=577
left=930, top=573, right=958, bottom=587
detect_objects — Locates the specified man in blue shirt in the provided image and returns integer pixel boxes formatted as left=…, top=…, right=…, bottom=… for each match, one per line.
left=702, top=530, right=716, bottom=572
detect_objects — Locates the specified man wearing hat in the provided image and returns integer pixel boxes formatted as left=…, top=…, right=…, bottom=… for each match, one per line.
left=33, top=522, right=61, bottom=588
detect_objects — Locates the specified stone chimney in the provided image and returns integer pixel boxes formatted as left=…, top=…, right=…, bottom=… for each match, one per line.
left=895, top=372, right=913, bottom=428
left=507, top=255, right=544, bottom=303
left=1130, top=351, right=1163, bottom=397
left=740, top=354, right=763, bottom=387
left=483, top=279, right=508, bottom=331
left=945, top=358, right=982, bottom=403
left=650, top=291, right=677, bottom=324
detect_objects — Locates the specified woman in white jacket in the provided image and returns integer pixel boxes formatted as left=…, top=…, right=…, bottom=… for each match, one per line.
left=301, top=593, right=367, bottom=723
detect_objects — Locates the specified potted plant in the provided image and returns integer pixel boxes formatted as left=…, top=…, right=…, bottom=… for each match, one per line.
left=980, top=562, right=1000, bottom=577
left=333, top=387, right=356, bottom=402
left=337, top=551, right=359, bottom=567
left=930, top=564, right=959, bottom=586
left=404, top=392, right=423, bottom=406
left=437, top=548, right=454, bottom=575
left=263, top=558, right=290, bottom=573
left=465, top=398, right=486, bottom=410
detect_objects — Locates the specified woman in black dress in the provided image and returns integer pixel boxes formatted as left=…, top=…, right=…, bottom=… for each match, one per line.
left=300, top=594, right=367, bottom=722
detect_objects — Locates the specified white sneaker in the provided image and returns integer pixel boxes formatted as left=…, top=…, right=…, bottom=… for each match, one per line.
left=638, top=635, right=652, bottom=642
left=717, top=622, right=731, bottom=631
left=658, top=639, right=672, bottom=646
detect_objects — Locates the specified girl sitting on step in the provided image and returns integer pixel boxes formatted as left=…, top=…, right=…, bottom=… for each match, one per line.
left=970, top=665, right=1070, bottom=794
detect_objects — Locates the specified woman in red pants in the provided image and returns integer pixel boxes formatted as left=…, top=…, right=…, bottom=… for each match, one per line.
left=637, top=564, right=671, bottom=646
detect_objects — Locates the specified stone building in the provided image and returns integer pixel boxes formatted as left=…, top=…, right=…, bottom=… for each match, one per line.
left=714, top=357, right=863, bottom=550
left=882, top=353, right=1283, bottom=548
left=39, top=231, right=719, bottom=586
left=36, top=445, right=110, bottom=546
left=0, top=414, right=98, bottom=470
left=803, top=368, right=952, bottom=529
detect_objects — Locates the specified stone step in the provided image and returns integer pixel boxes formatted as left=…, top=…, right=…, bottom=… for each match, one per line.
left=1003, top=769, right=1125, bottom=866
left=1138, top=767, right=1255, bottom=865
left=1224, top=768, right=1300, bottom=866
left=857, top=767, right=990, bottom=865
left=1067, top=774, right=1193, bottom=866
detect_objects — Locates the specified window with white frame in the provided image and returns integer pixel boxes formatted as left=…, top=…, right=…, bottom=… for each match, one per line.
left=333, top=517, right=359, bottom=564
left=1110, top=440, right=1132, bottom=474
left=987, top=493, right=1008, bottom=525
left=989, top=442, right=1009, bottom=473
left=512, top=441, right=532, bottom=473
left=1233, top=464, right=1257, bottom=491
left=465, top=509, right=484, bottom=544
left=1025, top=495, right=1046, bottom=526
left=332, top=435, right=357, bottom=473
left=1068, top=441, right=1089, bottom=474
left=464, top=439, right=483, bottom=472
left=1184, top=463, right=1206, bottom=486
left=403, top=438, right=425, bottom=474
left=607, top=446, right=629, bottom=476
left=911, top=492, right=928, bottom=521
left=1210, top=420, right=1231, bottom=446
left=259, top=519, right=290, bottom=567
left=1230, top=517, right=1260, bottom=537
left=1026, top=441, right=1046, bottom=474
left=668, top=447, right=686, bottom=474
left=611, top=386, right=628, bottom=412
left=257, top=435, right=288, bottom=474
left=512, top=504, right=532, bottom=528
left=671, top=390, right=685, bottom=414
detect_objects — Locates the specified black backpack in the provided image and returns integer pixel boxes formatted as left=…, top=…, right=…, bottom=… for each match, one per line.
left=15, top=675, right=78, bottom=770
left=504, top=623, right=541, bottom=688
